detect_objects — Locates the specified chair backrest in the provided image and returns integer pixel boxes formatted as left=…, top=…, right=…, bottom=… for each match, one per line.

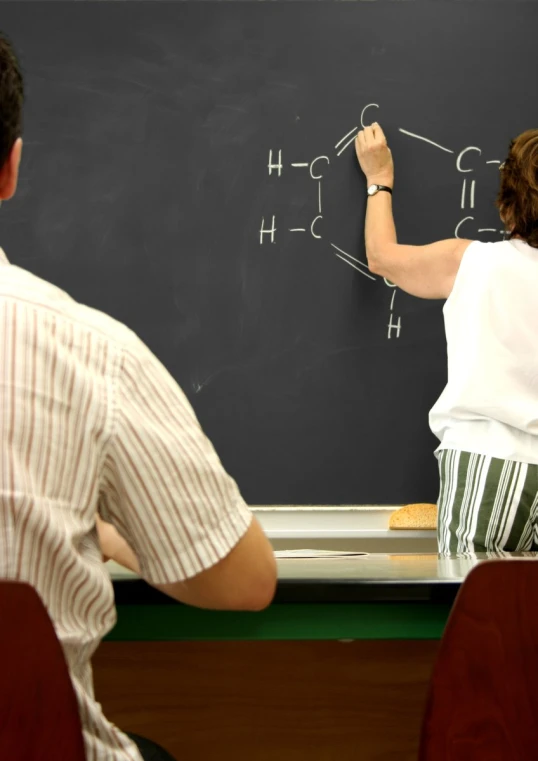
left=419, top=559, right=538, bottom=761
left=0, top=581, right=86, bottom=761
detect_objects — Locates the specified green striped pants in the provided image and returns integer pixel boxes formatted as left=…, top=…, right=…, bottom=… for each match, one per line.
left=437, top=449, right=538, bottom=554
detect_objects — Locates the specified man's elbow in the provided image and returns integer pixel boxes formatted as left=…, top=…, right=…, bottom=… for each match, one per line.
left=235, top=561, right=277, bottom=612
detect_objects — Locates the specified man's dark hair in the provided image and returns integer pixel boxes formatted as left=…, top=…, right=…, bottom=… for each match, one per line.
left=0, top=33, right=23, bottom=170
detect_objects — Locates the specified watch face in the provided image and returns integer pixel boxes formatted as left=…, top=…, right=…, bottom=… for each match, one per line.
left=367, top=184, right=378, bottom=196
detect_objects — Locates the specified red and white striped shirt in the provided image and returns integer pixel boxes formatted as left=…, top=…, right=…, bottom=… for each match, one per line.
left=0, top=248, right=252, bottom=760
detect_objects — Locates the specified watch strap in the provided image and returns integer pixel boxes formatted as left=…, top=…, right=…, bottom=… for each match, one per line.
left=370, top=185, right=392, bottom=195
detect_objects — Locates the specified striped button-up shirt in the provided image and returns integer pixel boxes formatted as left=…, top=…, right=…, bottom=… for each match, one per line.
left=0, top=248, right=252, bottom=760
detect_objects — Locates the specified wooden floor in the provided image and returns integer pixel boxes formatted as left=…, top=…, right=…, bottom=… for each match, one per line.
left=93, top=640, right=438, bottom=761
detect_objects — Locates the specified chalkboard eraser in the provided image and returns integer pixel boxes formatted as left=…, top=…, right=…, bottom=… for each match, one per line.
left=388, top=503, right=437, bottom=530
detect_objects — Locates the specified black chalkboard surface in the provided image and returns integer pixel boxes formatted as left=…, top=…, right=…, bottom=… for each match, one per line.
left=1, top=1, right=536, bottom=504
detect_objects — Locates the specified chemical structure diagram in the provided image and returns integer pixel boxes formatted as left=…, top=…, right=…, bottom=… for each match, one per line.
left=259, top=103, right=504, bottom=340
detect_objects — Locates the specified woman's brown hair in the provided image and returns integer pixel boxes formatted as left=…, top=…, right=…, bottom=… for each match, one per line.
left=497, top=129, right=538, bottom=248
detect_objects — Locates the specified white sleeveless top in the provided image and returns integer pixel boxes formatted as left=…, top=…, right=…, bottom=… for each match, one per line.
left=429, top=238, right=538, bottom=464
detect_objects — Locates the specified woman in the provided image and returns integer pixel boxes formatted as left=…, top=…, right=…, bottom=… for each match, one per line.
left=356, top=124, right=538, bottom=553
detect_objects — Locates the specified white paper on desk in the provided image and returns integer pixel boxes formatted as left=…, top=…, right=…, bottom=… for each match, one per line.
left=274, top=549, right=368, bottom=558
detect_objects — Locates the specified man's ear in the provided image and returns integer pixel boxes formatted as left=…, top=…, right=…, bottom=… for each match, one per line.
left=0, top=137, right=22, bottom=201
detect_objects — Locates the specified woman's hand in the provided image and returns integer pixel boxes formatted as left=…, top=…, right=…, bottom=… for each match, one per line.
left=355, top=123, right=394, bottom=188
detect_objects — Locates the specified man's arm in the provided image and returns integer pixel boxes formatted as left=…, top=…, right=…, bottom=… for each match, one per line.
left=156, top=517, right=276, bottom=612
left=96, top=514, right=141, bottom=571
left=99, top=336, right=277, bottom=613
left=97, top=514, right=276, bottom=612
left=356, top=123, right=471, bottom=299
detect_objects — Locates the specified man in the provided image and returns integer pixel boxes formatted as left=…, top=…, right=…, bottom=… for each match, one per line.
left=0, top=33, right=276, bottom=761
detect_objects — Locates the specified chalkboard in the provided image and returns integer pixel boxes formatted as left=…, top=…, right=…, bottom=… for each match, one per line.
left=1, top=1, right=537, bottom=505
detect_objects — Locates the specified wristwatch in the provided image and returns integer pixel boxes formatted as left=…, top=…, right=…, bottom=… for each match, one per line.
left=367, top=184, right=393, bottom=197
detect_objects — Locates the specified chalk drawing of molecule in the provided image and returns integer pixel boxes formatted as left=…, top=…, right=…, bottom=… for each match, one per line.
left=260, top=103, right=504, bottom=340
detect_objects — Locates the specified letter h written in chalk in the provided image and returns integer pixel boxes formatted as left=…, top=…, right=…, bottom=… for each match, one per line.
left=259, top=216, right=277, bottom=244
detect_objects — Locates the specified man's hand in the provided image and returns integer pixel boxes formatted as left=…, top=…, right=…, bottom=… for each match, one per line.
left=96, top=514, right=141, bottom=574
left=355, top=123, right=394, bottom=188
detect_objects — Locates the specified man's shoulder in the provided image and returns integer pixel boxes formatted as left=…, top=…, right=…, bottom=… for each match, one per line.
left=1, top=263, right=141, bottom=354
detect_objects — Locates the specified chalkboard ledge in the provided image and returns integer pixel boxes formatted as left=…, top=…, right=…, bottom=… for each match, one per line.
left=251, top=506, right=434, bottom=539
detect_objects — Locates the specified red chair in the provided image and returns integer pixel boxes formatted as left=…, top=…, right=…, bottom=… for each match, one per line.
left=0, top=581, right=86, bottom=761
left=419, top=558, right=538, bottom=760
